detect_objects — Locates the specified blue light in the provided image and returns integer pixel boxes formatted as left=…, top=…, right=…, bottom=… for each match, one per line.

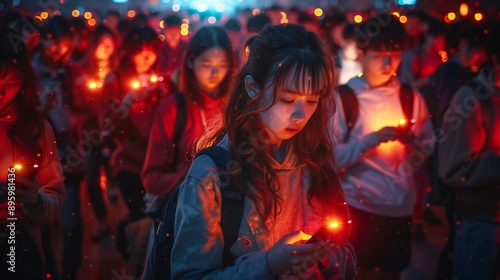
left=113, top=0, right=128, bottom=3
left=197, top=3, right=208, bottom=12
left=398, top=0, right=417, bottom=5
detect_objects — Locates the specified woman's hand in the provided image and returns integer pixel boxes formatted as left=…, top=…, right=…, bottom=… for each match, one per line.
left=375, top=126, right=400, bottom=143
left=266, top=231, right=331, bottom=276
left=15, top=177, right=41, bottom=207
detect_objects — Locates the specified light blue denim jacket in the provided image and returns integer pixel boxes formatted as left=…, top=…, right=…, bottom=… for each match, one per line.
left=171, top=139, right=357, bottom=279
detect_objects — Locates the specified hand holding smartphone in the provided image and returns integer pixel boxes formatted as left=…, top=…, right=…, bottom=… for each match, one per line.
left=396, top=118, right=414, bottom=136
left=307, top=220, right=351, bottom=244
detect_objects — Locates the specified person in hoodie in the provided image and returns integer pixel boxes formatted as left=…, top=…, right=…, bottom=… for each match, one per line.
left=329, top=13, right=434, bottom=279
left=171, top=24, right=357, bottom=280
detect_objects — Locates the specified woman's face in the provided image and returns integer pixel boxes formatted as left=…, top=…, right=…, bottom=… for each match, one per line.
left=192, top=47, right=229, bottom=93
left=94, top=34, right=115, bottom=61
left=0, top=66, right=22, bottom=111
left=42, top=37, right=72, bottom=62
left=257, top=76, right=319, bottom=146
left=132, top=46, right=158, bottom=74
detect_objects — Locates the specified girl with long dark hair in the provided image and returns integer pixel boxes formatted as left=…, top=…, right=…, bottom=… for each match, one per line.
left=0, top=27, right=65, bottom=280
left=171, top=24, right=357, bottom=279
left=141, top=25, right=235, bottom=279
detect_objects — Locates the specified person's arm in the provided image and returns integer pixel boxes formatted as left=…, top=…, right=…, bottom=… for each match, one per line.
left=438, top=86, right=500, bottom=187
left=171, top=155, right=275, bottom=279
left=22, top=121, right=65, bottom=223
left=329, top=93, right=382, bottom=169
left=323, top=242, right=357, bottom=280
left=141, top=97, right=186, bottom=196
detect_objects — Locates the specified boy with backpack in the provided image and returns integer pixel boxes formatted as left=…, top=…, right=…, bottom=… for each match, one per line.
left=329, top=13, right=434, bottom=279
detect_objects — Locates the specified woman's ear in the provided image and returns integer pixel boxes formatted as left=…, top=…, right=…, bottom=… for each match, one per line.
left=244, top=75, right=259, bottom=99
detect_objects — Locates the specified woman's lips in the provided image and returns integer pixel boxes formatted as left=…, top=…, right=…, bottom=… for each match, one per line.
left=286, top=127, right=300, bottom=133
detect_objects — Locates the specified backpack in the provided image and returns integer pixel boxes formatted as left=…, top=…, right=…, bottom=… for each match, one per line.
left=151, top=146, right=244, bottom=279
left=337, top=84, right=414, bottom=142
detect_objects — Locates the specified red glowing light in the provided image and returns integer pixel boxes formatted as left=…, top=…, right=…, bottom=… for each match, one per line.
left=329, top=221, right=339, bottom=228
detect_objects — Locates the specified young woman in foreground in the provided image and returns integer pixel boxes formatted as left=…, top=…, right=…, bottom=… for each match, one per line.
left=171, top=24, right=357, bottom=279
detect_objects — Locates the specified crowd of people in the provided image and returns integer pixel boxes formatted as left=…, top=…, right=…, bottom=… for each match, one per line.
left=0, top=4, right=499, bottom=280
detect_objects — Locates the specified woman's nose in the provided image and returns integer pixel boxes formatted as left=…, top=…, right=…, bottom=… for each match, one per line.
left=291, top=103, right=305, bottom=122
left=211, top=66, right=219, bottom=75
left=382, top=55, right=391, bottom=67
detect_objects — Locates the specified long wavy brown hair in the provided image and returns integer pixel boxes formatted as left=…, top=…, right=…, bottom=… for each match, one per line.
left=0, top=28, right=44, bottom=160
left=197, top=24, right=346, bottom=223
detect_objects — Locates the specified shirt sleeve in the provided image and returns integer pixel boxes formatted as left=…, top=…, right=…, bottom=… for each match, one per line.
left=23, top=120, right=65, bottom=223
left=438, top=86, right=500, bottom=187
left=329, top=92, right=380, bottom=169
left=171, top=155, right=275, bottom=280
left=141, top=97, right=187, bottom=196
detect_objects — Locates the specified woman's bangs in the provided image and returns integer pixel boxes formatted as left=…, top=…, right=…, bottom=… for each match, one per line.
left=0, top=61, right=20, bottom=78
left=272, top=53, right=332, bottom=98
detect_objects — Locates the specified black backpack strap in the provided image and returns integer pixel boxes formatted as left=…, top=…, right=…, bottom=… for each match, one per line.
left=469, top=81, right=495, bottom=149
left=399, top=84, right=414, bottom=123
left=153, top=181, right=182, bottom=279
left=196, top=146, right=244, bottom=267
left=171, top=92, right=187, bottom=169
left=337, top=85, right=359, bottom=143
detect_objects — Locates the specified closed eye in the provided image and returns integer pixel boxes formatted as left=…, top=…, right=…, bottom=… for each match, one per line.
left=280, top=98, right=294, bottom=104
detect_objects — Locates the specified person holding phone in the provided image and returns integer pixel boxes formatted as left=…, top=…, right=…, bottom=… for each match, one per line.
left=170, top=24, right=357, bottom=279
left=0, top=27, right=65, bottom=280
left=329, top=13, right=434, bottom=279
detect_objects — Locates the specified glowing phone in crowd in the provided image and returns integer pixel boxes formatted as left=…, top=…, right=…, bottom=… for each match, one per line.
left=9, top=164, right=39, bottom=189
left=0, top=164, right=38, bottom=201
left=396, top=118, right=414, bottom=135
